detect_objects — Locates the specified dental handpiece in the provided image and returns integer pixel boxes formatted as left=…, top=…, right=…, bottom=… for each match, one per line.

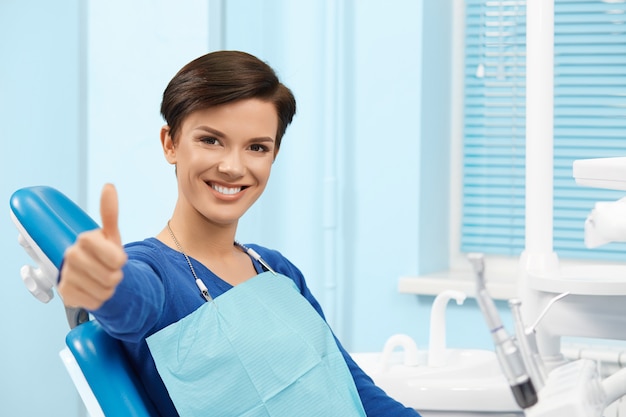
left=509, top=299, right=546, bottom=391
left=467, top=253, right=538, bottom=409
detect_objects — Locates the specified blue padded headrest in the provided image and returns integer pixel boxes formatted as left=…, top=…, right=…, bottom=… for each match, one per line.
left=10, top=186, right=99, bottom=269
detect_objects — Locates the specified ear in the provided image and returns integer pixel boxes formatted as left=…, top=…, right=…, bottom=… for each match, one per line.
left=161, top=126, right=177, bottom=164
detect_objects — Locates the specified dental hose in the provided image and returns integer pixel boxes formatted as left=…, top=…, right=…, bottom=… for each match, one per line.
left=602, top=366, right=626, bottom=407
left=467, top=253, right=538, bottom=409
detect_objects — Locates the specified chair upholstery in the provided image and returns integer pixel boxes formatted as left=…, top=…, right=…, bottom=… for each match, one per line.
left=10, top=186, right=157, bottom=417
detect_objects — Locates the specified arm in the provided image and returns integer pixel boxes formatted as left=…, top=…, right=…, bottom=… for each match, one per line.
left=89, top=258, right=165, bottom=342
left=58, top=184, right=126, bottom=310
left=58, top=184, right=164, bottom=342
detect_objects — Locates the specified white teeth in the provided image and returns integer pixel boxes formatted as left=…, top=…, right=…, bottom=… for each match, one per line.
left=212, top=184, right=242, bottom=195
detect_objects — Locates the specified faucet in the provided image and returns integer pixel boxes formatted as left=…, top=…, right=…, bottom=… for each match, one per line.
left=378, top=334, right=419, bottom=372
left=428, top=290, right=467, bottom=367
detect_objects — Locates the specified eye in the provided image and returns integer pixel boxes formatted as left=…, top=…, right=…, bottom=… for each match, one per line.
left=200, top=136, right=220, bottom=145
left=249, top=143, right=271, bottom=153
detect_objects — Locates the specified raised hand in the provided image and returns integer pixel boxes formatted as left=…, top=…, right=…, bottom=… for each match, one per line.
left=58, top=184, right=128, bottom=310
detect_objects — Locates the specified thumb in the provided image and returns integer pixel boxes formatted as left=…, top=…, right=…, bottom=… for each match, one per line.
left=100, top=183, right=122, bottom=245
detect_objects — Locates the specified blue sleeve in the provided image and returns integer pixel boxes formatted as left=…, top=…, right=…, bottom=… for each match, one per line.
left=89, top=249, right=165, bottom=343
left=252, top=246, right=421, bottom=417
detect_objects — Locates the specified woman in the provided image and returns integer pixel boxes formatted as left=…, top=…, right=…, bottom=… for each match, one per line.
left=59, top=50, right=420, bottom=417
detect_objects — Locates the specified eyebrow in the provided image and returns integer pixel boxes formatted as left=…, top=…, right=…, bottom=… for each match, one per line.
left=195, top=125, right=225, bottom=137
left=194, top=125, right=275, bottom=143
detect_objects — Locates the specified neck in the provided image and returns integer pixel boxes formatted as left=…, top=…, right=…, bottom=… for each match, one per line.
left=161, top=217, right=260, bottom=286
left=157, top=211, right=239, bottom=258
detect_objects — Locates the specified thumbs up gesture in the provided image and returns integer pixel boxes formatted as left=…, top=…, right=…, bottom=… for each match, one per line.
left=59, top=184, right=128, bottom=310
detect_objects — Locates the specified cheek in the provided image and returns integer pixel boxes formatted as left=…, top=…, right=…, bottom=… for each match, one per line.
left=256, top=162, right=273, bottom=185
left=180, top=149, right=214, bottom=172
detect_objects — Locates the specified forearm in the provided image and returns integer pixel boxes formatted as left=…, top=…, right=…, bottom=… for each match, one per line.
left=90, top=259, right=165, bottom=342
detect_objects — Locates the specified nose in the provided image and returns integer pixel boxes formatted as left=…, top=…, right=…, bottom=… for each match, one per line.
left=217, top=149, right=245, bottom=178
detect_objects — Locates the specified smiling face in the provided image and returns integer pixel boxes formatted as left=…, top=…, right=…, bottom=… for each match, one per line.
left=162, top=98, right=279, bottom=229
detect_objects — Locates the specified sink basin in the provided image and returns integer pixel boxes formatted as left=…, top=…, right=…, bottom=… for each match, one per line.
left=352, top=349, right=522, bottom=413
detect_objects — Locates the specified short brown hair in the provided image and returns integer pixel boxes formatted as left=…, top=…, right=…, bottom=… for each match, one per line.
left=160, top=50, right=296, bottom=150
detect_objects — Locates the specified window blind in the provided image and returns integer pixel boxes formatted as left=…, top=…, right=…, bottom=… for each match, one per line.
left=461, top=0, right=626, bottom=260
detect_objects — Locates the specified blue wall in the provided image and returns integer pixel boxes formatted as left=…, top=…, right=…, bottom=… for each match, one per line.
left=0, top=1, right=497, bottom=416
left=84, top=0, right=210, bottom=243
left=348, top=0, right=426, bottom=349
left=0, top=1, right=84, bottom=416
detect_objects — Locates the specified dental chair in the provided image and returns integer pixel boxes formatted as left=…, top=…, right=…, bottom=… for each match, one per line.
left=10, top=186, right=158, bottom=417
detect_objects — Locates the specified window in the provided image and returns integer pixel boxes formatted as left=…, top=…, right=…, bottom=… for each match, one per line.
left=462, top=0, right=626, bottom=261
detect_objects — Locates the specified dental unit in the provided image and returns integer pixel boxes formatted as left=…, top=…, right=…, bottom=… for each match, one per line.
left=512, top=0, right=626, bottom=414
left=514, top=154, right=626, bottom=417
left=470, top=151, right=626, bottom=414
left=468, top=242, right=626, bottom=417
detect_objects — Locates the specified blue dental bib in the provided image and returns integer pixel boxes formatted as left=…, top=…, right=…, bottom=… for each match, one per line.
left=146, top=272, right=366, bottom=417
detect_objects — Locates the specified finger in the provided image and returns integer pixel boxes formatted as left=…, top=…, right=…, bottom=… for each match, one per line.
left=59, top=254, right=123, bottom=310
left=58, top=277, right=117, bottom=310
left=100, top=183, right=122, bottom=246
left=64, top=239, right=126, bottom=284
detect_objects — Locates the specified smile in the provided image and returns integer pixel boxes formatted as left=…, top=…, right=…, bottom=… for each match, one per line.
left=211, top=183, right=244, bottom=195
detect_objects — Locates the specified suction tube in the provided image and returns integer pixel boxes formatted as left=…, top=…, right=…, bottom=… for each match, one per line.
left=602, top=366, right=626, bottom=407
left=467, top=253, right=538, bottom=409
